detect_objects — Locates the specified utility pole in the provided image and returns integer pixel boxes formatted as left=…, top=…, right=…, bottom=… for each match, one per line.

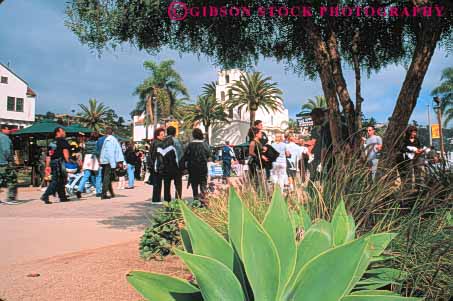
left=433, top=96, right=445, bottom=160
left=427, top=103, right=432, bottom=146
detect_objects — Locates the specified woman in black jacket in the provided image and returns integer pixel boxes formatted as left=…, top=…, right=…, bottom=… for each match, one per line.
left=183, top=128, right=210, bottom=201
left=397, top=126, right=424, bottom=185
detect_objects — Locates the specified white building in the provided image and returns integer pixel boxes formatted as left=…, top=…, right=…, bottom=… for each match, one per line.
left=0, top=63, right=36, bottom=129
left=210, top=69, right=289, bottom=145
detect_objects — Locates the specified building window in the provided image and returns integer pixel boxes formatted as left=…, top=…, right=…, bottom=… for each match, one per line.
left=226, top=75, right=230, bottom=84
left=16, top=98, right=24, bottom=112
left=1, top=76, right=7, bottom=84
left=7, top=97, right=15, bottom=111
left=221, top=91, right=225, bottom=102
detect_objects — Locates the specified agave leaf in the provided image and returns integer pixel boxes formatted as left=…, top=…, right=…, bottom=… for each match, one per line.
left=284, top=220, right=333, bottom=293
left=241, top=196, right=280, bottom=301
left=299, top=205, right=312, bottom=231
left=284, top=237, right=368, bottom=301
left=365, top=268, right=408, bottom=281
left=366, top=233, right=397, bottom=257
left=180, top=228, right=193, bottom=253
left=262, top=187, right=297, bottom=292
left=228, top=188, right=253, bottom=300
left=332, top=200, right=355, bottom=246
left=175, top=249, right=245, bottom=301
left=228, top=187, right=244, bottom=257
left=126, top=271, right=202, bottom=301
left=369, top=255, right=396, bottom=263
left=350, top=290, right=398, bottom=296
left=355, top=278, right=399, bottom=290
left=180, top=201, right=234, bottom=270
left=341, top=295, right=421, bottom=300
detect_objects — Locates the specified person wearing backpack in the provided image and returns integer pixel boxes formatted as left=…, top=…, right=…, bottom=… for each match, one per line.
left=222, top=141, right=236, bottom=183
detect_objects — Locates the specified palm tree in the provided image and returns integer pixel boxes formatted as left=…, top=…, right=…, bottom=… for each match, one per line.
left=287, top=118, right=299, bottom=132
left=431, top=67, right=453, bottom=127
left=78, top=98, right=111, bottom=131
left=133, top=59, right=189, bottom=127
left=225, top=72, right=283, bottom=127
left=183, top=95, right=229, bottom=144
left=301, top=95, right=327, bottom=111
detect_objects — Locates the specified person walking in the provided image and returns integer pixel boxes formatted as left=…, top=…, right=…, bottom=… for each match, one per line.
left=183, top=128, right=211, bottom=202
left=222, top=141, right=236, bottom=184
left=397, top=126, right=425, bottom=187
left=76, top=132, right=102, bottom=198
left=271, top=133, right=289, bottom=190
left=134, top=149, right=143, bottom=180
left=41, top=127, right=70, bottom=204
left=99, top=127, right=124, bottom=199
left=125, top=144, right=137, bottom=189
left=248, top=128, right=268, bottom=190
left=149, top=128, right=168, bottom=203
left=363, top=125, right=383, bottom=181
left=0, top=126, right=18, bottom=204
left=166, top=126, right=183, bottom=199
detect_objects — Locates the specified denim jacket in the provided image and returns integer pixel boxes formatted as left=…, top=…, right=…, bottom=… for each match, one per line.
left=100, top=135, right=124, bottom=168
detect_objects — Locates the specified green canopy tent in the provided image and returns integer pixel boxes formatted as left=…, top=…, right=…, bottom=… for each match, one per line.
left=65, top=124, right=92, bottom=136
left=114, top=135, right=131, bottom=143
left=12, top=119, right=63, bottom=139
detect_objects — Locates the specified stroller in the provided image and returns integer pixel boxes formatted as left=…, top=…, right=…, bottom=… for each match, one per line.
left=65, top=160, right=94, bottom=197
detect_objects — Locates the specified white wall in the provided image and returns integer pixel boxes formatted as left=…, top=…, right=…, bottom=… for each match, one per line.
left=0, top=65, right=35, bottom=126
left=213, top=69, right=290, bottom=144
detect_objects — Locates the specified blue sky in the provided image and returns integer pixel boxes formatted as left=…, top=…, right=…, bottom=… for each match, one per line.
left=0, top=0, right=450, bottom=125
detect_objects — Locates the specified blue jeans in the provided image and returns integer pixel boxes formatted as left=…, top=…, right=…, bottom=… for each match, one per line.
left=127, top=164, right=135, bottom=188
left=78, top=169, right=102, bottom=194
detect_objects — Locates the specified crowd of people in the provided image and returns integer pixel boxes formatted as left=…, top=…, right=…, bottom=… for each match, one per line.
left=0, top=108, right=448, bottom=205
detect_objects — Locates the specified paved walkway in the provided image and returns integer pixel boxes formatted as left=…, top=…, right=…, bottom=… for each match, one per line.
left=0, top=181, right=193, bottom=301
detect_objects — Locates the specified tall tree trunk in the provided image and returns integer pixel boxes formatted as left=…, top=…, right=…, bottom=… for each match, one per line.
left=352, top=29, right=363, bottom=132
left=204, top=123, right=210, bottom=144
left=304, top=18, right=341, bottom=146
left=326, top=22, right=356, bottom=141
left=383, top=20, right=442, bottom=156
left=250, top=110, right=256, bottom=128
left=145, top=94, right=153, bottom=140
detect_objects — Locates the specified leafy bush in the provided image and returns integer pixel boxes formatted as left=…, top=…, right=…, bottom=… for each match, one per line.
left=128, top=187, right=420, bottom=301
left=139, top=200, right=202, bottom=260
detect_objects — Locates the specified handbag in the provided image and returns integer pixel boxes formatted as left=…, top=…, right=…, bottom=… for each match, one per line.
left=82, top=154, right=100, bottom=171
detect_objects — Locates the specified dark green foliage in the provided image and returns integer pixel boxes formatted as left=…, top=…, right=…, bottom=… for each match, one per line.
left=392, top=209, right=452, bottom=300
left=139, top=200, right=203, bottom=260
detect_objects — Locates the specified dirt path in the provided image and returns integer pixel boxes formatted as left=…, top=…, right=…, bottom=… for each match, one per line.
left=0, top=181, right=193, bottom=301
left=0, top=240, right=187, bottom=301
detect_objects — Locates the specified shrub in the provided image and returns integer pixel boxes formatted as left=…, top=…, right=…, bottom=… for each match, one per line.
left=128, top=187, right=419, bottom=301
left=139, top=200, right=202, bottom=260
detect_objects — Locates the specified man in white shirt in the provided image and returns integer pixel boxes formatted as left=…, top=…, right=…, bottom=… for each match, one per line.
left=363, top=125, right=382, bottom=180
left=286, top=134, right=309, bottom=189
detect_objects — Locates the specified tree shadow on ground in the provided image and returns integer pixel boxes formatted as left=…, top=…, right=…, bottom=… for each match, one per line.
left=97, top=200, right=157, bottom=230
left=97, top=197, right=193, bottom=230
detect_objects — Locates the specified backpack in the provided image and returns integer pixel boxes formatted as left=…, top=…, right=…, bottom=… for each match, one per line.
left=222, top=145, right=235, bottom=161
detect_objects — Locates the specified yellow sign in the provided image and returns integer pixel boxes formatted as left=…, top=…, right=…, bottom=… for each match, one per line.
left=167, top=121, right=179, bottom=136
left=431, top=124, right=440, bottom=139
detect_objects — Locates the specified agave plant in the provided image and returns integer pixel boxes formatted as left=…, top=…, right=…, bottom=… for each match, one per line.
left=127, top=187, right=421, bottom=301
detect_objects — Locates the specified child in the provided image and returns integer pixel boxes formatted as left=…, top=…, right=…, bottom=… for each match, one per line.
left=116, top=164, right=127, bottom=189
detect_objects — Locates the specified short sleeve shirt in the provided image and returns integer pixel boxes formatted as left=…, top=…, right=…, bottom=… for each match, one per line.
left=365, top=135, right=382, bottom=161
left=50, top=138, right=70, bottom=160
